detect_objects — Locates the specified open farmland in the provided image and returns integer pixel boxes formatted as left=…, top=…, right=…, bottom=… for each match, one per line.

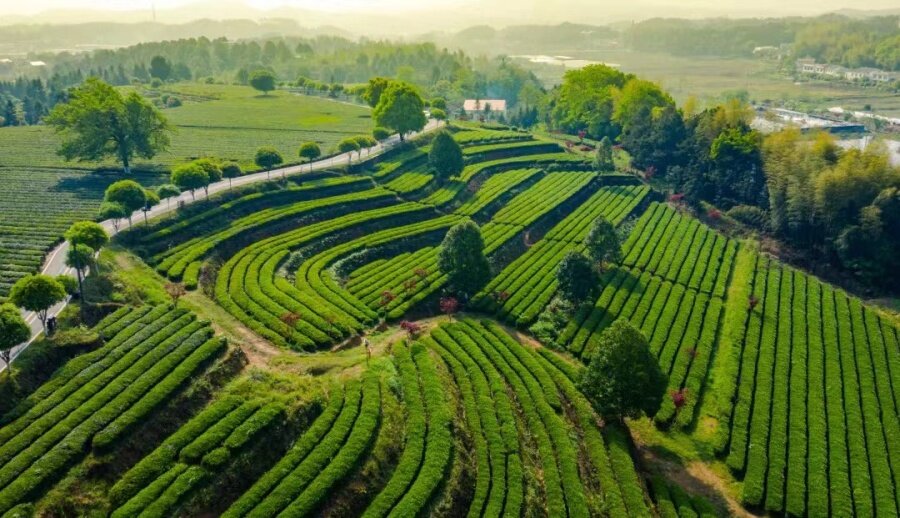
left=3, top=122, right=898, bottom=518
left=0, top=85, right=373, bottom=171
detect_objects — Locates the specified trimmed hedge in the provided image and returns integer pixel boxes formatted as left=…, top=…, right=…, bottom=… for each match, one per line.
left=215, top=202, right=434, bottom=349
left=423, top=337, right=493, bottom=518
left=278, top=370, right=381, bottom=517
left=362, top=344, right=426, bottom=518
left=469, top=321, right=586, bottom=515
left=154, top=187, right=393, bottom=280
left=236, top=380, right=362, bottom=517
left=712, top=249, right=900, bottom=517
left=429, top=327, right=521, bottom=517
left=110, top=396, right=244, bottom=505
left=460, top=153, right=590, bottom=182
left=0, top=305, right=169, bottom=429
left=621, top=203, right=736, bottom=298
left=110, top=399, right=284, bottom=517
left=223, top=388, right=345, bottom=518
left=183, top=261, right=201, bottom=290
left=0, top=308, right=221, bottom=514
left=388, top=343, right=452, bottom=516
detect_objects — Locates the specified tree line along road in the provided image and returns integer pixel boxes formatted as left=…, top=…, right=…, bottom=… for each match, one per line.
left=4, top=119, right=443, bottom=373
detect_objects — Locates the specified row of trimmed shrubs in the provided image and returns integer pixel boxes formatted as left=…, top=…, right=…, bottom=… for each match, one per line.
left=109, top=397, right=285, bottom=517
left=0, top=306, right=226, bottom=514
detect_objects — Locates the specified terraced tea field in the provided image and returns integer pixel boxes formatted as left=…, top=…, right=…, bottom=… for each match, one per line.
left=4, top=122, right=898, bottom=517
left=0, top=305, right=226, bottom=513
left=713, top=249, right=900, bottom=517
left=0, top=86, right=372, bottom=298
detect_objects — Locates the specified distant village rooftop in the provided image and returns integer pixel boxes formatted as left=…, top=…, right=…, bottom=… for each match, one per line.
left=795, top=58, right=897, bottom=82
left=463, top=99, right=507, bottom=113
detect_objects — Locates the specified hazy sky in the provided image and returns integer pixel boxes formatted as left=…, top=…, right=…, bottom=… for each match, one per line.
left=2, top=0, right=898, bottom=16
left=2, top=0, right=459, bottom=14
left=0, top=0, right=897, bottom=35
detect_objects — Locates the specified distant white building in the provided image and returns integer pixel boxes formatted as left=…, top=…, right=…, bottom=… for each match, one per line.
left=796, top=59, right=898, bottom=82
left=829, top=106, right=900, bottom=127
left=463, top=99, right=507, bottom=116
left=29, top=61, right=47, bottom=67
left=752, top=107, right=865, bottom=134
left=753, top=45, right=787, bottom=59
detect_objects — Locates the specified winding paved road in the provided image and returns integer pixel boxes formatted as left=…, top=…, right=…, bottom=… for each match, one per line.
left=3, top=119, right=442, bottom=372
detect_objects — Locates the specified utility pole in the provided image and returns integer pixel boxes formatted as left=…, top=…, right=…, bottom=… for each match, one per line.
left=152, top=1, right=157, bottom=22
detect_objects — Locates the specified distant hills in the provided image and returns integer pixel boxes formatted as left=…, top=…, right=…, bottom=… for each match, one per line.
left=0, top=9, right=896, bottom=61
left=0, top=19, right=351, bottom=56
left=420, top=23, right=620, bottom=55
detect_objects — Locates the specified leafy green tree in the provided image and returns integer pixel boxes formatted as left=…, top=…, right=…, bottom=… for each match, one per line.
left=556, top=251, right=597, bottom=304
left=438, top=221, right=491, bottom=297
left=9, top=274, right=67, bottom=334
left=621, top=104, right=686, bottom=177
left=65, top=244, right=94, bottom=305
left=64, top=221, right=108, bottom=251
left=585, top=217, right=622, bottom=269
left=337, top=137, right=361, bottom=162
left=675, top=106, right=765, bottom=209
left=98, top=201, right=128, bottom=231
left=149, top=56, right=172, bottom=81
left=373, top=81, right=426, bottom=142
left=612, top=78, right=675, bottom=133
left=429, top=130, right=464, bottom=181
left=249, top=69, right=276, bottom=95
left=56, top=275, right=78, bottom=297
left=0, top=303, right=30, bottom=368
left=430, top=108, right=447, bottom=121
left=579, top=319, right=667, bottom=421
left=328, top=83, right=344, bottom=98
left=814, top=147, right=895, bottom=232
left=104, top=179, right=146, bottom=226
left=549, top=64, right=630, bottom=140
left=828, top=174, right=900, bottom=284
left=593, top=136, right=615, bottom=172
left=45, top=77, right=171, bottom=174
left=171, top=163, right=209, bottom=200
left=157, top=184, right=181, bottom=207
left=353, top=135, right=376, bottom=158
left=193, top=158, right=222, bottom=197
left=372, top=127, right=391, bottom=142
left=298, top=142, right=321, bottom=164
left=362, top=77, right=391, bottom=107
left=221, top=162, right=242, bottom=189
left=708, top=126, right=766, bottom=207
left=255, top=146, right=283, bottom=178
left=762, top=128, right=829, bottom=238
left=430, top=98, right=447, bottom=110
